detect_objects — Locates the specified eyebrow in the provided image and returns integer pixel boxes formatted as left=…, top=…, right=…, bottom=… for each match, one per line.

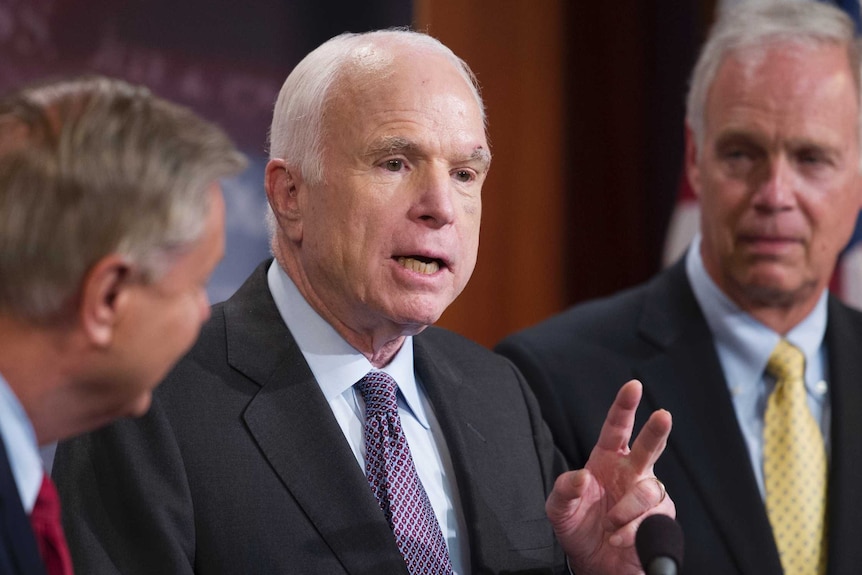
left=366, top=136, right=492, bottom=171
left=714, top=129, right=764, bottom=147
left=469, top=147, right=492, bottom=171
left=366, top=136, right=417, bottom=158
left=716, top=128, right=843, bottom=155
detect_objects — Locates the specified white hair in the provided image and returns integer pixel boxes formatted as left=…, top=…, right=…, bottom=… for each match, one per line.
left=686, top=1, right=862, bottom=165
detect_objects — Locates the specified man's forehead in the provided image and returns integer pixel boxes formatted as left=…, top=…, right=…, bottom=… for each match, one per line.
left=703, top=45, right=861, bottom=158
left=708, top=43, right=857, bottom=114
left=719, top=40, right=853, bottom=84
left=327, top=62, right=485, bottom=141
left=344, top=41, right=398, bottom=78
left=332, top=42, right=479, bottom=110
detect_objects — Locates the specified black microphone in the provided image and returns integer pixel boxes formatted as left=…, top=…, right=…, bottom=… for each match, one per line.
left=635, top=514, right=684, bottom=575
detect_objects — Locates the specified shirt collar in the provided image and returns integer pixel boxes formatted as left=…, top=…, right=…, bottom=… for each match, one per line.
left=266, top=261, right=431, bottom=428
left=686, top=234, right=828, bottom=392
left=0, top=370, right=43, bottom=512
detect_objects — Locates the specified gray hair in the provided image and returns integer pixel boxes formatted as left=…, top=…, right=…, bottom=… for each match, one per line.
left=686, top=1, right=862, bottom=161
left=0, top=76, right=247, bottom=321
left=267, top=28, right=486, bottom=186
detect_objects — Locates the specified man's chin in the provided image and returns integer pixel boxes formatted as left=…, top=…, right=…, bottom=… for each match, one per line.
left=125, top=391, right=154, bottom=419
left=386, top=298, right=451, bottom=332
left=385, top=314, right=436, bottom=337
left=737, top=274, right=817, bottom=309
left=73, top=391, right=151, bottom=438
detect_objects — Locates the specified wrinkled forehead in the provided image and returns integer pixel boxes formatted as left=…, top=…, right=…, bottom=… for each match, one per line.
left=327, top=70, right=487, bottom=165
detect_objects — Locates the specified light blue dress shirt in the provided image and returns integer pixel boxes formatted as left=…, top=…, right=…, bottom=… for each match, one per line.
left=686, top=235, right=831, bottom=498
left=267, top=261, right=469, bottom=573
left=0, top=370, right=43, bottom=513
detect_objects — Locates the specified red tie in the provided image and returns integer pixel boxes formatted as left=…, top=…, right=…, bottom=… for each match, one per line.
left=29, top=474, right=74, bottom=575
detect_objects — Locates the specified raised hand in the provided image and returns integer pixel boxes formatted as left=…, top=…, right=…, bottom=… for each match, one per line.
left=546, top=379, right=675, bottom=575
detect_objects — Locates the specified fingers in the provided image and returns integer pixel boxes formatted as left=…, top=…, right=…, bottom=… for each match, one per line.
left=606, top=476, right=672, bottom=526
left=628, top=408, right=673, bottom=473
left=594, top=379, right=643, bottom=453
left=546, top=469, right=592, bottom=524
left=650, top=477, right=667, bottom=505
left=603, top=476, right=677, bottom=547
left=598, top=378, right=673, bottom=474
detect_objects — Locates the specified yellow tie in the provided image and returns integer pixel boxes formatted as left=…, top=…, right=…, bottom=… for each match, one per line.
left=763, top=339, right=827, bottom=575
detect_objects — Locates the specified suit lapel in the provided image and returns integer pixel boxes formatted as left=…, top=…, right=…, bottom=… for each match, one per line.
left=822, top=296, right=862, bottom=574
left=222, top=263, right=407, bottom=575
left=411, top=337, right=481, bottom=563
left=414, top=334, right=522, bottom=573
left=635, top=262, right=782, bottom=574
left=413, top=333, right=560, bottom=574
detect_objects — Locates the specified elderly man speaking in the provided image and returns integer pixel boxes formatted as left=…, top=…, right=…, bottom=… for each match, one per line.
left=54, top=30, right=673, bottom=575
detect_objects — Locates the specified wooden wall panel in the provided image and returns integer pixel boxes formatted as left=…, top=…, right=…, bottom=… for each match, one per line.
left=415, top=1, right=708, bottom=348
left=415, top=0, right=568, bottom=348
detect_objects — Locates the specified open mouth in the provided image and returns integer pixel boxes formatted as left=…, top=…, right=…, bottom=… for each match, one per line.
left=396, top=256, right=443, bottom=275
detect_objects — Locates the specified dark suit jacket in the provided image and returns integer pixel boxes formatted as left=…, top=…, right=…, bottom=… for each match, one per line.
left=53, top=260, right=566, bottom=574
left=496, top=259, right=862, bottom=575
left=0, top=434, right=46, bottom=575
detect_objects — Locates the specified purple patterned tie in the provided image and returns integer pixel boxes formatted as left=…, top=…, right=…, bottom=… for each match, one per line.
left=357, top=371, right=454, bottom=575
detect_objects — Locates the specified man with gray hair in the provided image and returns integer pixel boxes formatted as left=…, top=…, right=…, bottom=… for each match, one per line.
left=0, top=76, right=246, bottom=574
left=54, top=30, right=674, bottom=574
left=498, top=2, right=862, bottom=574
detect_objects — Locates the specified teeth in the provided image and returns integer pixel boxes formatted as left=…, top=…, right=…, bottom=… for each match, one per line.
left=397, top=257, right=440, bottom=275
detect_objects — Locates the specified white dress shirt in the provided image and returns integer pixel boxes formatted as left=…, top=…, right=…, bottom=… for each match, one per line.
left=267, top=261, right=469, bottom=573
left=0, top=370, right=42, bottom=512
left=686, top=235, right=831, bottom=497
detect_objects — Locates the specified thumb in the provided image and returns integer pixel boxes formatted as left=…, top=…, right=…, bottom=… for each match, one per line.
left=546, top=469, right=594, bottom=526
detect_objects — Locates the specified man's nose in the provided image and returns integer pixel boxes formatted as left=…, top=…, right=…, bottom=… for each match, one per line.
left=409, top=167, right=456, bottom=227
left=753, top=155, right=796, bottom=211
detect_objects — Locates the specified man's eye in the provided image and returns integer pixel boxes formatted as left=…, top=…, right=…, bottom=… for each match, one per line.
left=384, top=159, right=404, bottom=171
left=723, top=148, right=751, bottom=161
left=453, top=169, right=474, bottom=183
left=797, top=150, right=830, bottom=166
left=718, top=145, right=759, bottom=176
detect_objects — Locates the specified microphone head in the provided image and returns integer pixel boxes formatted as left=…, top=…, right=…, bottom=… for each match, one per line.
left=636, top=514, right=684, bottom=571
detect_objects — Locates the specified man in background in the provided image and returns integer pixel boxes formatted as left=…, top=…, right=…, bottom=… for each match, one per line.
left=54, top=30, right=674, bottom=574
left=498, top=2, right=862, bottom=574
left=0, top=76, right=246, bottom=574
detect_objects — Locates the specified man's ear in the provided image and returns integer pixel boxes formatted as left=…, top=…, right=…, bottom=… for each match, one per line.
left=684, top=123, right=702, bottom=199
left=79, top=255, right=132, bottom=347
left=265, top=159, right=304, bottom=242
